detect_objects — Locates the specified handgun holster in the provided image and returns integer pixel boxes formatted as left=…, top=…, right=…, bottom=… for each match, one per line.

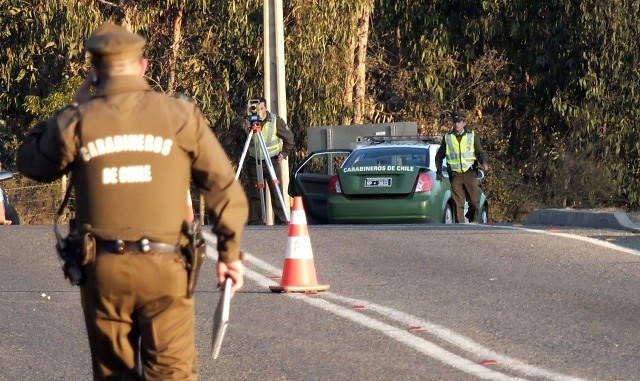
left=182, top=220, right=206, bottom=298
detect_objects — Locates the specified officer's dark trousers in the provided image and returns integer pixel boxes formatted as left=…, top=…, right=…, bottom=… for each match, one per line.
left=450, top=169, right=481, bottom=223
left=247, top=155, right=288, bottom=224
left=80, top=251, right=197, bottom=381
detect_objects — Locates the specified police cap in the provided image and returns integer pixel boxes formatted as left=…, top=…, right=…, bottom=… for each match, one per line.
left=451, top=111, right=466, bottom=123
left=85, top=23, right=146, bottom=63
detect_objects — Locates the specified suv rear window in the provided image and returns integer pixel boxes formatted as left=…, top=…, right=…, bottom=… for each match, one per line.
left=344, top=147, right=430, bottom=168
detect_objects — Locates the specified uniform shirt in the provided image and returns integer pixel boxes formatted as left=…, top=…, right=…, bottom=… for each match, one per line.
left=244, top=111, right=294, bottom=160
left=263, top=111, right=294, bottom=159
left=435, top=128, right=488, bottom=175
left=247, top=113, right=281, bottom=159
left=17, top=76, right=247, bottom=262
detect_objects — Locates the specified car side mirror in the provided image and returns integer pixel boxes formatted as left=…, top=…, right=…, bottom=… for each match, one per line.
left=0, top=170, right=13, bottom=181
left=475, top=168, right=485, bottom=180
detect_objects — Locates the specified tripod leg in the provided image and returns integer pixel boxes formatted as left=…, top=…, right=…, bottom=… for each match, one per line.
left=253, top=136, right=267, bottom=224
left=240, top=126, right=274, bottom=224
left=255, top=160, right=267, bottom=224
left=255, top=132, right=290, bottom=222
left=235, top=130, right=254, bottom=179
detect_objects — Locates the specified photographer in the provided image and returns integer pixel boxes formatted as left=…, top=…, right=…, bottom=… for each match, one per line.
left=241, top=97, right=294, bottom=225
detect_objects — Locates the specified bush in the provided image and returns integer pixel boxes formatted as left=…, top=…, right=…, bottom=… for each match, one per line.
left=3, top=174, right=68, bottom=225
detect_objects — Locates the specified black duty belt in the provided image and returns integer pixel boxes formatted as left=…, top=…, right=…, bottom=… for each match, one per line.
left=96, top=238, right=181, bottom=254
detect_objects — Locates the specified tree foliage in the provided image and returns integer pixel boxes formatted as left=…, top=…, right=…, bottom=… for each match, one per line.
left=1, top=0, right=639, bottom=222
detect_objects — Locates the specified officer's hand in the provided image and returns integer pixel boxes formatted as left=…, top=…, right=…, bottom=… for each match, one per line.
left=436, top=172, right=443, bottom=181
left=277, top=153, right=284, bottom=163
left=217, top=260, right=244, bottom=298
left=482, top=163, right=489, bottom=173
left=74, top=69, right=97, bottom=104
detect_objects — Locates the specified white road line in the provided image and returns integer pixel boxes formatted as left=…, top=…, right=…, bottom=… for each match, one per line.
left=484, top=224, right=640, bottom=256
left=203, top=230, right=589, bottom=380
left=321, top=293, right=584, bottom=381
left=242, top=265, right=527, bottom=381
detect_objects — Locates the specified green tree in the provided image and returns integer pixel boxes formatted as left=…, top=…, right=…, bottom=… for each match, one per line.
left=2, top=0, right=639, bottom=223
left=572, top=0, right=640, bottom=206
left=0, top=0, right=102, bottom=166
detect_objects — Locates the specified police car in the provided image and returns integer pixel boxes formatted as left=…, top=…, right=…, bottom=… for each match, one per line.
left=289, top=136, right=488, bottom=224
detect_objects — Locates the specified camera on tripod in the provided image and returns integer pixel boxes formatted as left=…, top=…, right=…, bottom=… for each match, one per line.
left=246, top=99, right=262, bottom=127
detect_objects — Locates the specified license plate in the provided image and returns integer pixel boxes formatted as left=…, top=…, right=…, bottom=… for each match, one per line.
left=365, top=177, right=392, bottom=187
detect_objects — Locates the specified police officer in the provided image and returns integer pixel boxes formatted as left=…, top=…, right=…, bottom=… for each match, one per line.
left=17, top=23, right=248, bottom=380
left=435, top=111, right=489, bottom=223
left=243, top=97, right=294, bottom=225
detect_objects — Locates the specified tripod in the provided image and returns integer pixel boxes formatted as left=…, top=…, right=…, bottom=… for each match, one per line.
left=236, top=123, right=290, bottom=224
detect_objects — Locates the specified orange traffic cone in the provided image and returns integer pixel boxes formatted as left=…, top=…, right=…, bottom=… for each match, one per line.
left=269, top=197, right=330, bottom=293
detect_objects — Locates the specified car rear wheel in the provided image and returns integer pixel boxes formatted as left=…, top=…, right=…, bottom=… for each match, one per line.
left=442, top=202, right=454, bottom=224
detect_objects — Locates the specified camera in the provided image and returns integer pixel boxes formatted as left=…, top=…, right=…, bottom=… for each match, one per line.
left=246, top=99, right=261, bottom=127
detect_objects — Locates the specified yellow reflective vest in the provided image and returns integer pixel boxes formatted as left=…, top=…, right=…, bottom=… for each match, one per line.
left=248, top=114, right=282, bottom=160
left=444, top=130, right=476, bottom=173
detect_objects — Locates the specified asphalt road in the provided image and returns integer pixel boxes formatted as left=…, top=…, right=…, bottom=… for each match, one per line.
left=2, top=223, right=640, bottom=380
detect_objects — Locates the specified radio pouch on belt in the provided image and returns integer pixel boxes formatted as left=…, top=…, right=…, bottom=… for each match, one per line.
left=181, top=219, right=206, bottom=298
left=53, top=174, right=96, bottom=286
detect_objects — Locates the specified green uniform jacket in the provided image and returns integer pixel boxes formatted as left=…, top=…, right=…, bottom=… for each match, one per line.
left=17, top=76, right=247, bottom=263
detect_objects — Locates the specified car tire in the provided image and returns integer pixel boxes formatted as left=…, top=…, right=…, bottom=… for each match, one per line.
left=442, top=202, right=454, bottom=224
left=479, top=204, right=489, bottom=224
left=4, top=202, right=20, bottom=225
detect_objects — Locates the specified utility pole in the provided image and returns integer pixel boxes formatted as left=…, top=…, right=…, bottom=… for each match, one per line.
left=263, top=0, right=290, bottom=224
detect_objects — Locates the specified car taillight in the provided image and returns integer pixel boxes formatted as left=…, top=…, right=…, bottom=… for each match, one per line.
left=328, top=175, right=342, bottom=194
left=414, top=172, right=433, bottom=192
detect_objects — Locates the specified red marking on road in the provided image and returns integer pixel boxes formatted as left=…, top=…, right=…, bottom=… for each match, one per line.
left=352, top=305, right=367, bottom=310
left=305, top=291, right=317, bottom=296
left=270, top=275, right=281, bottom=279
left=408, top=326, right=424, bottom=332
left=548, top=227, right=559, bottom=232
left=480, top=359, right=498, bottom=365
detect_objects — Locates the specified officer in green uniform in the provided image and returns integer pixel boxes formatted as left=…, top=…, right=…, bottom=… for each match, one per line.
left=435, top=111, right=489, bottom=223
left=17, top=23, right=248, bottom=380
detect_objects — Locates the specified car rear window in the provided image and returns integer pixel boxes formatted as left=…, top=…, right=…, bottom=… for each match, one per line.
left=344, top=147, right=429, bottom=168
left=301, top=152, right=349, bottom=175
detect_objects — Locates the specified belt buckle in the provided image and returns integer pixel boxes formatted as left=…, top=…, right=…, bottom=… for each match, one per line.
left=116, top=239, right=125, bottom=254
left=139, top=238, right=150, bottom=253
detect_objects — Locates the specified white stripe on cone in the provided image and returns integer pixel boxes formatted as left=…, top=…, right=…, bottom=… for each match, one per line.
left=290, top=209, right=307, bottom=224
left=285, top=236, right=313, bottom=259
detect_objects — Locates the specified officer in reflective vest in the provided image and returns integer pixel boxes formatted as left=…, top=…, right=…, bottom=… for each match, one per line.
left=435, top=111, right=489, bottom=223
left=244, top=97, right=294, bottom=225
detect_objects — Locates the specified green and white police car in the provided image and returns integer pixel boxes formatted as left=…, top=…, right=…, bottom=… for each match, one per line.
left=289, top=136, right=489, bottom=224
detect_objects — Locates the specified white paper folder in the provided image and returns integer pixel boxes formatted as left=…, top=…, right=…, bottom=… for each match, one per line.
left=211, top=277, right=232, bottom=359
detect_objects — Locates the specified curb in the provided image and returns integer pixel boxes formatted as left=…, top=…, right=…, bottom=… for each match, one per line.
left=525, top=209, right=640, bottom=233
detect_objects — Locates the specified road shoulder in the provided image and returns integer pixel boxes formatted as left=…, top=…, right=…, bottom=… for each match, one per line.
left=526, top=208, right=640, bottom=233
